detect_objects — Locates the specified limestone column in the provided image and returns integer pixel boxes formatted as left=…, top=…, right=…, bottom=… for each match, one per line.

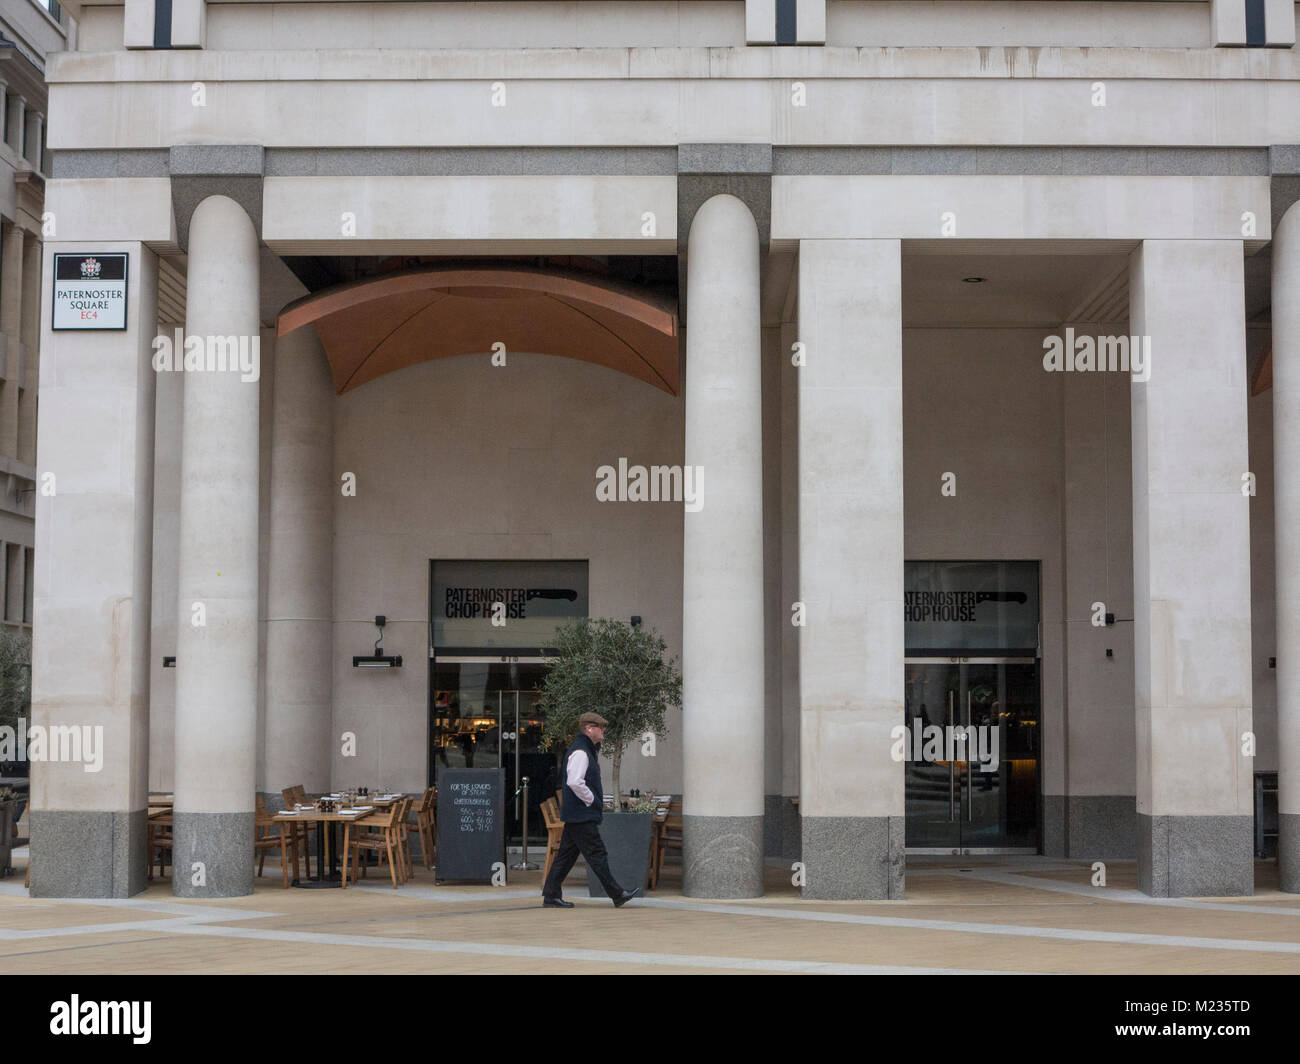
left=1274, top=202, right=1300, bottom=893
left=5, top=95, right=24, bottom=158
left=796, top=239, right=905, bottom=899
left=172, top=196, right=261, bottom=897
left=681, top=194, right=765, bottom=898
left=30, top=243, right=158, bottom=897
left=1129, top=239, right=1254, bottom=897
left=263, top=325, right=334, bottom=801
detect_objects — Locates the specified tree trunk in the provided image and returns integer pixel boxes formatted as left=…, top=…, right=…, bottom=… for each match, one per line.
left=611, top=745, right=621, bottom=807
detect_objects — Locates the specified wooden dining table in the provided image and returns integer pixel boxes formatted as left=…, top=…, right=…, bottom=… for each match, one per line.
left=272, top=807, right=382, bottom=889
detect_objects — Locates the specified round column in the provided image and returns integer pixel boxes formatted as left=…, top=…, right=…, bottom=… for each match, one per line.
left=681, top=194, right=765, bottom=898
left=5, top=94, right=24, bottom=157
left=1275, top=201, right=1300, bottom=893
left=173, top=195, right=261, bottom=897
left=263, top=325, right=334, bottom=802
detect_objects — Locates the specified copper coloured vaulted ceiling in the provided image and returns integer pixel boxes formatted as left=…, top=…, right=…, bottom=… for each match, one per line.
left=276, top=266, right=680, bottom=396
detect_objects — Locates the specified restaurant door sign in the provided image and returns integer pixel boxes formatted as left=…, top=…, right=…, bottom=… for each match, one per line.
left=904, top=560, right=1040, bottom=655
left=52, top=253, right=128, bottom=330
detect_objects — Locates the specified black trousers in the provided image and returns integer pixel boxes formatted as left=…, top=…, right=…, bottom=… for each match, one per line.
left=542, top=821, right=624, bottom=900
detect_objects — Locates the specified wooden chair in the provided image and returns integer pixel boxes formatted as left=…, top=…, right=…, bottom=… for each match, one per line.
left=281, top=785, right=313, bottom=877
left=407, top=787, right=436, bottom=870
left=147, top=811, right=173, bottom=882
left=540, top=797, right=564, bottom=882
left=647, top=799, right=672, bottom=890
left=254, top=794, right=299, bottom=887
left=395, top=797, right=414, bottom=880
left=652, top=802, right=683, bottom=889
left=348, top=799, right=407, bottom=889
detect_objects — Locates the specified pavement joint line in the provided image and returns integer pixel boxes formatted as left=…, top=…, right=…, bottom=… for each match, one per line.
left=956, top=869, right=1300, bottom=916
left=0, top=897, right=287, bottom=941
left=350, top=884, right=540, bottom=901
left=0, top=914, right=280, bottom=941
left=630, top=897, right=1300, bottom=954
left=0, top=935, right=177, bottom=961
left=276, top=904, right=551, bottom=929
left=0, top=886, right=282, bottom=922
left=158, top=921, right=1022, bottom=974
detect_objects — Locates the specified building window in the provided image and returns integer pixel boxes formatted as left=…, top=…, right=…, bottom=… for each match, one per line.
left=22, top=547, right=31, bottom=624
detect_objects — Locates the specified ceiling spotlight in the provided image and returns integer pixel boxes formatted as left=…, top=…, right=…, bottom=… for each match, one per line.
left=962, top=276, right=985, bottom=284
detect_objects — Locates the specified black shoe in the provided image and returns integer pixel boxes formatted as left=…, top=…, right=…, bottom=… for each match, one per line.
left=543, top=897, right=575, bottom=908
left=612, top=887, right=641, bottom=908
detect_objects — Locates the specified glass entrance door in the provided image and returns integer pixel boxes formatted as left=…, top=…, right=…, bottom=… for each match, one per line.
left=496, top=688, right=551, bottom=843
left=430, top=660, right=555, bottom=845
left=903, top=658, right=1040, bottom=852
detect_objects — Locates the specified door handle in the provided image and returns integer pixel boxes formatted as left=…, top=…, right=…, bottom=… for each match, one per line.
left=948, top=690, right=955, bottom=822
left=965, top=690, right=973, bottom=823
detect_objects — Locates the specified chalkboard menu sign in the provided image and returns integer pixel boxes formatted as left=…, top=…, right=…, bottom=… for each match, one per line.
left=436, top=768, right=505, bottom=884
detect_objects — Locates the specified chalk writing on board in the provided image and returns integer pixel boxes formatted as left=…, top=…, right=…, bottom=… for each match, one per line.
left=437, top=768, right=504, bottom=884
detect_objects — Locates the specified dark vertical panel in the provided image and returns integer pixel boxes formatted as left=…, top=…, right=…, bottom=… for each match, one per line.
left=776, top=0, right=797, bottom=46
left=1246, top=0, right=1266, bottom=46
left=154, top=0, right=172, bottom=49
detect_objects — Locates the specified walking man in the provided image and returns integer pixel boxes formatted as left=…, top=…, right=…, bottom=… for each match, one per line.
left=541, top=712, right=640, bottom=908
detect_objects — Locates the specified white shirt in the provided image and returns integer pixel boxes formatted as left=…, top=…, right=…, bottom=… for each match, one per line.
left=565, top=749, right=595, bottom=806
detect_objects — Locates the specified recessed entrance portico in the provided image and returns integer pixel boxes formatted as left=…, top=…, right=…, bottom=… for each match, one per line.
left=31, top=146, right=1279, bottom=901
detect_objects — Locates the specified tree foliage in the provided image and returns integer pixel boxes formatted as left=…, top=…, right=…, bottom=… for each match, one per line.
left=0, top=628, right=30, bottom=774
left=539, top=619, right=681, bottom=802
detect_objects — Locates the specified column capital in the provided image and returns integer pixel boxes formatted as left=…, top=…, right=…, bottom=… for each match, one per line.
left=168, top=144, right=264, bottom=252
left=1272, top=145, right=1300, bottom=231
left=677, top=145, right=772, bottom=325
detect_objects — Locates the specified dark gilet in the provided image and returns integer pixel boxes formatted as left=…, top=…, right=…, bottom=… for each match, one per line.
left=560, top=731, right=603, bottom=823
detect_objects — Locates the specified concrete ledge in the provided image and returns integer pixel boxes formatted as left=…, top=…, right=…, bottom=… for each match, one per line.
left=46, top=46, right=1300, bottom=85
left=802, top=815, right=904, bottom=899
left=776, top=145, right=1269, bottom=176
left=29, top=809, right=147, bottom=898
left=679, top=143, right=773, bottom=174
left=1137, top=813, right=1253, bottom=897
left=171, top=811, right=255, bottom=898
left=682, top=814, right=764, bottom=898
left=52, top=149, right=170, bottom=179
left=266, top=146, right=679, bottom=178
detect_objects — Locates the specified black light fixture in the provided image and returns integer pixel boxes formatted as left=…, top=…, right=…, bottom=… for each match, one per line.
left=630, top=615, right=642, bottom=628
left=353, top=614, right=403, bottom=668
left=962, top=276, right=985, bottom=284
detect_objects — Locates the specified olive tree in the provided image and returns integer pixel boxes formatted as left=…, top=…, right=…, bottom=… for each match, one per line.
left=540, top=618, right=681, bottom=802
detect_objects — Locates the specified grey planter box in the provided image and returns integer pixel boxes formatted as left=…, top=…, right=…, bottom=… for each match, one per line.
left=587, top=812, right=654, bottom=898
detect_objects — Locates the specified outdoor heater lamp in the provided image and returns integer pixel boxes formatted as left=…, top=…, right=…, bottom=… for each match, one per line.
left=353, top=615, right=403, bottom=668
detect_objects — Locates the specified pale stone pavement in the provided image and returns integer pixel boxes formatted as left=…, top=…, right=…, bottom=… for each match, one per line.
left=2, top=853, right=1299, bottom=974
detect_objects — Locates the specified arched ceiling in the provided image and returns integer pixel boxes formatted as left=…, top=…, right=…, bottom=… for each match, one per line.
left=276, top=265, right=680, bottom=396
